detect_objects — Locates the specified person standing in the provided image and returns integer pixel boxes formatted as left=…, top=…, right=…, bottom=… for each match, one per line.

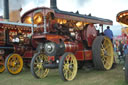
left=104, top=26, right=114, bottom=42
left=123, top=42, right=128, bottom=60
left=118, top=41, right=124, bottom=63
left=123, top=41, right=128, bottom=70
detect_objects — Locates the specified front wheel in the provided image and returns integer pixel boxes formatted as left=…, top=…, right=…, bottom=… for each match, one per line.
left=30, top=53, right=49, bottom=79
left=5, top=53, right=23, bottom=74
left=0, top=56, right=5, bottom=73
left=59, top=52, right=78, bottom=81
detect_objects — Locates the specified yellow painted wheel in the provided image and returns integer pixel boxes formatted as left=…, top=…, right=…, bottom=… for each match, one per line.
left=59, top=52, right=78, bottom=81
left=92, top=36, right=114, bottom=70
left=31, top=53, right=49, bottom=78
left=5, top=54, right=23, bottom=74
left=0, top=56, right=5, bottom=73
left=101, top=37, right=113, bottom=70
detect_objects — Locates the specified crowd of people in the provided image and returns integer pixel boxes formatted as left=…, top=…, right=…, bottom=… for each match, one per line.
left=114, top=40, right=128, bottom=63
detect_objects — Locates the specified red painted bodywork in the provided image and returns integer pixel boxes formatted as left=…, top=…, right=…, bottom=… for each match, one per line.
left=75, top=50, right=92, bottom=61
left=20, top=7, right=97, bottom=61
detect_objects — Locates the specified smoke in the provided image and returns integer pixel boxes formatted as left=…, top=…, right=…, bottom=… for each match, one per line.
left=0, top=0, right=3, bottom=16
left=18, top=0, right=47, bottom=7
left=0, top=0, right=89, bottom=16
left=9, top=0, right=47, bottom=10
left=76, top=0, right=91, bottom=7
left=0, top=0, right=3, bottom=8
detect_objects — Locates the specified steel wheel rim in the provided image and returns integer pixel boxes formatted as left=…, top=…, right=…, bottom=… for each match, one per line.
left=63, top=53, right=77, bottom=81
left=7, top=54, right=23, bottom=74
left=101, top=37, right=113, bottom=70
left=0, top=56, right=5, bottom=72
left=33, top=53, right=49, bottom=78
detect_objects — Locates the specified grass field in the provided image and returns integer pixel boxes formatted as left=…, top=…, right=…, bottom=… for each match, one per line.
left=0, top=63, right=127, bottom=85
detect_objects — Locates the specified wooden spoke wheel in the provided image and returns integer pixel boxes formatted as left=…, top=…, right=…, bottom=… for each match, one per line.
left=5, top=53, right=23, bottom=74
left=0, top=56, right=5, bottom=73
left=92, top=36, right=114, bottom=70
left=59, top=52, right=78, bottom=81
left=31, top=53, right=49, bottom=79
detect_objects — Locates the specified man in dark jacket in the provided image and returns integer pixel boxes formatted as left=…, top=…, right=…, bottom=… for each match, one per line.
left=104, top=26, right=113, bottom=42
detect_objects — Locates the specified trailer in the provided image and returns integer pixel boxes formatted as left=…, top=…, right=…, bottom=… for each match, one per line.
left=0, top=21, right=37, bottom=74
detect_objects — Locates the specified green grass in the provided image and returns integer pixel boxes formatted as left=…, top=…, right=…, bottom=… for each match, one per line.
left=0, top=52, right=127, bottom=85
left=0, top=64, right=127, bottom=85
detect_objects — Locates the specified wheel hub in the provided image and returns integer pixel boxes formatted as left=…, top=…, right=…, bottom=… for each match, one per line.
left=37, top=63, right=42, bottom=69
left=69, top=65, right=73, bottom=70
left=64, top=64, right=70, bottom=70
left=11, top=61, right=16, bottom=67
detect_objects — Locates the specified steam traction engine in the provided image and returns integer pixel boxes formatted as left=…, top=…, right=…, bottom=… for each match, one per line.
left=0, top=0, right=114, bottom=81
left=0, top=21, right=37, bottom=74
left=22, top=0, right=114, bottom=81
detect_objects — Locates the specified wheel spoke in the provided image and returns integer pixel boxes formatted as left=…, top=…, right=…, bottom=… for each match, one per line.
left=36, top=57, right=40, bottom=63
left=12, top=56, right=17, bottom=61
left=101, top=44, right=105, bottom=51
left=34, top=65, right=38, bottom=70
left=40, top=69, right=45, bottom=77
left=68, top=69, right=73, bottom=78
left=103, top=39, right=107, bottom=45
left=102, top=58, right=105, bottom=65
left=70, top=57, right=74, bottom=65
left=66, top=55, right=70, bottom=64
left=64, top=64, right=67, bottom=70
left=64, top=70, right=68, bottom=79
left=101, top=49, right=104, bottom=56
left=104, top=60, right=110, bottom=67
left=8, top=61, right=13, bottom=66
left=104, top=45, right=111, bottom=51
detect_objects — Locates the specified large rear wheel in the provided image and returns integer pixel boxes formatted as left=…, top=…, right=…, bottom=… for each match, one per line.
left=5, top=53, right=23, bottom=74
left=59, top=52, right=78, bottom=81
left=31, top=53, right=49, bottom=79
left=92, top=36, right=114, bottom=70
left=0, top=56, right=5, bottom=73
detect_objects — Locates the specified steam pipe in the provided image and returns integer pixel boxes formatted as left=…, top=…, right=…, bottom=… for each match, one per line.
left=3, top=0, right=9, bottom=20
left=31, top=15, right=34, bottom=35
left=0, top=46, right=14, bottom=49
left=43, top=16, right=47, bottom=33
left=43, top=63, right=58, bottom=69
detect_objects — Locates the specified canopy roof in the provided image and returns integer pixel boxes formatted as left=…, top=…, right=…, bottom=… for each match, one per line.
left=117, top=10, right=128, bottom=25
left=0, top=21, right=37, bottom=30
left=22, top=7, right=113, bottom=25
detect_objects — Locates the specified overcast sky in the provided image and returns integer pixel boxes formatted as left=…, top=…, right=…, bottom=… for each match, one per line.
left=0, top=0, right=128, bottom=36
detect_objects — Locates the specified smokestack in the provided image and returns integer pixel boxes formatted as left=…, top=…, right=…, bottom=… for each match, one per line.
left=50, top=0, right=57, bottom=9
left=3, top=0, right=9, bottom=20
